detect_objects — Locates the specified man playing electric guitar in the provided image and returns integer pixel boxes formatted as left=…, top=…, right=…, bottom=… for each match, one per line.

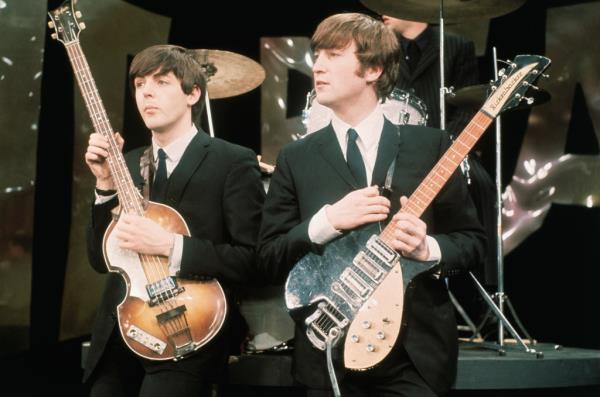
left=84, top=45, right=264, bottom=397
left=258, top=13, right=486, bottom=397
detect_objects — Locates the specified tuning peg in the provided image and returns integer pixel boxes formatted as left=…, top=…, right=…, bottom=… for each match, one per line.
left=542, top=73, right=550, bottom=79
left=79, top=22, right=86, bottom=30
left=48, top=20, right=55, bottom=29
left=75, top=11, right=82, bottom=18
left=522, top=81, right=540, bottom=90
left=51, top=33, right=58, bottom=40
left=516, top=93, right=534, bottom=105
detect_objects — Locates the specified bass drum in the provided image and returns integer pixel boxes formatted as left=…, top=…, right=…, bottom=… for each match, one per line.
left=299, top=88, right=429, bottom=136
left=380, top=88, right=428, bottom=126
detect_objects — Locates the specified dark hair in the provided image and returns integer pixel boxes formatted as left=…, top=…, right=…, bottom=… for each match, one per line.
left=311, top=13, right=399, bottom=99
left=129, top=44, right=207, bottom=120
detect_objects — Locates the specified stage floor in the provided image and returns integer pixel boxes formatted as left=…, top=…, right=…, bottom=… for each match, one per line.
left=227, top=342, right=600, bottom=390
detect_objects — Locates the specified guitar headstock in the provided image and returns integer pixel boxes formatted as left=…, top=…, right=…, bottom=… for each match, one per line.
left=48, top=0, right=85, bottom=45
left=482, top=55, right=551, bottom=118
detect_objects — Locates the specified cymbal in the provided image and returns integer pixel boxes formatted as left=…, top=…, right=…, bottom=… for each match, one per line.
left=447, top=83, right=551, bottom=110
left=192, top=49, right=266, bottom=99
left=360, top=0, right=527, bottom=24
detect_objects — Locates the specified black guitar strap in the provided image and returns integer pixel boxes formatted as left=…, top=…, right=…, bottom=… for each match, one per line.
left=140, top=146, right=154, bottom=205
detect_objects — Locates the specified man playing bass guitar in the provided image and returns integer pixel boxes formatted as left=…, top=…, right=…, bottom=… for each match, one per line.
left=84, top=45, right=264, bottom=397
left=258, top=13, right=485, bottom=397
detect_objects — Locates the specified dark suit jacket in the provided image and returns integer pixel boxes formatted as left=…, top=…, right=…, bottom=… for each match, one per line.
left=396, top=26, right=479, bottom=138
left=258, top=120, right=485, bottom=395
left=83, top=130, right=264, bottom=381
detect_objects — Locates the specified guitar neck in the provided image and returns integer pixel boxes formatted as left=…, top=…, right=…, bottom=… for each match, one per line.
left=379, top=111, right=493, bottom=245
left=65, top=41, right=142, bottom=214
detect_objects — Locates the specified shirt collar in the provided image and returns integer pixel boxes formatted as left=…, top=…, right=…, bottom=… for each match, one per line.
left=331, top=106, right=384, bottom=151
left=152, top=124, right=198, bottom=163
left=400, top=25, right=431, bottom=53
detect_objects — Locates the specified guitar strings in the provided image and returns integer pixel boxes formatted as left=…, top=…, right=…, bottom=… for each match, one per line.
left=68, top=43, right=191, bottom=347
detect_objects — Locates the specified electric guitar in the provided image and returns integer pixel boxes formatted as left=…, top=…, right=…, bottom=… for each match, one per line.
left=285, top=54, right=551, bottom=370
left=48, top=0, right=227, bottom=361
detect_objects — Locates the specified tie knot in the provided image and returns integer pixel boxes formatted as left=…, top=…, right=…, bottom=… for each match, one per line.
left=157, top=148, right=167, bottom=161
left=347, top=128, right=359, bottom=142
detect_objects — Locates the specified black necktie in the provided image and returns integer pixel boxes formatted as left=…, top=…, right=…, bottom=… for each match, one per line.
left=151, top=148, right=167, bottom=202
left=346, top=128, right=367, bottom=188
left=405, top=40, right=421, bottom=73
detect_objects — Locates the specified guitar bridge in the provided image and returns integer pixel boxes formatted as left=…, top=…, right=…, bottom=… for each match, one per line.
left=305, top=300, right=349, bottom=350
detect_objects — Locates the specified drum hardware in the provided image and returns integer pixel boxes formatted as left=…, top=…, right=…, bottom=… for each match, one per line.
left=191, top=49, right=266, bottom=137
left=468, top=47, right=546, bottom=357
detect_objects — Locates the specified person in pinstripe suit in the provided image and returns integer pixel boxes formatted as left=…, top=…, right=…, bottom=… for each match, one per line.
left=381, top=16, right=478, bottom=138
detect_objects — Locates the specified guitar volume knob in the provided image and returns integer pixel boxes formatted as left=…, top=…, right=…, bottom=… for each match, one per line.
left=362, top=320, right=371, bottom=329
left=366, top=344, right=375, bottom=352
left=350, top=334, right=360, bottom=343
left=376, top=331, right=385, bottom=340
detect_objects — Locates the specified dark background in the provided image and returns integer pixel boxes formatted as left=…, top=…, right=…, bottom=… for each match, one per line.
left=3, top=0, right=599, bottom=395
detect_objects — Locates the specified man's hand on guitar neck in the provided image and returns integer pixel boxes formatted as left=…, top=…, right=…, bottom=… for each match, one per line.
left=115, top=213, right=175, bottom=257
left=389, top=196, right=430, bottom=261
left=85, top=132, right=124, bottom=190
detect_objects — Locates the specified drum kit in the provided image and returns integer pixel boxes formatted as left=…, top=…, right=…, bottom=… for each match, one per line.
left=189, top=0, right=552, bottom=356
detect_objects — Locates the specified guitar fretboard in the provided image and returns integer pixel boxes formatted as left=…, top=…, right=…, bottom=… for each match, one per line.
left=379, top=111, right=493, bottom=246
left=65, top=41, right=142, bottom=215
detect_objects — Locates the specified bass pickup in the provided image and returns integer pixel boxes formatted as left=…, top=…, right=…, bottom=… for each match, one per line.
left=146, top=277, right=185, bottom=307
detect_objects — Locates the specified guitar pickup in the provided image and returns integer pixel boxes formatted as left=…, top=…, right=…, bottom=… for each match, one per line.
left=331, top=281, right=362, bottom=309
left=340, top=268, right=372, bottom=299
left=366, top=235, right=399, bottom=268
left=146, top=277, right=185, bottom=307
left=353, top=251, right=385, bottom=283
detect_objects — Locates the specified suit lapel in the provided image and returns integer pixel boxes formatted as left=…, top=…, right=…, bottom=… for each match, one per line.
left=371, top=119, right=403, bottom=187
left=165, top=130, right=210, bottom=205
left=398, top=56, right=411, bottom=81
left=316, top=124, right=359, bottom=189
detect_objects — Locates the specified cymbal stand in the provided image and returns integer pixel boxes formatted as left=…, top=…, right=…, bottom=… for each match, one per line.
left=437, top=0, right=479, bottom=338
left=204, top=94, right=215, bottom=137
left=439, top=0, right=447, bottom=132
left=438, top=1, right=470, bottom=181
left=468, top=47, right=539, bottom=357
